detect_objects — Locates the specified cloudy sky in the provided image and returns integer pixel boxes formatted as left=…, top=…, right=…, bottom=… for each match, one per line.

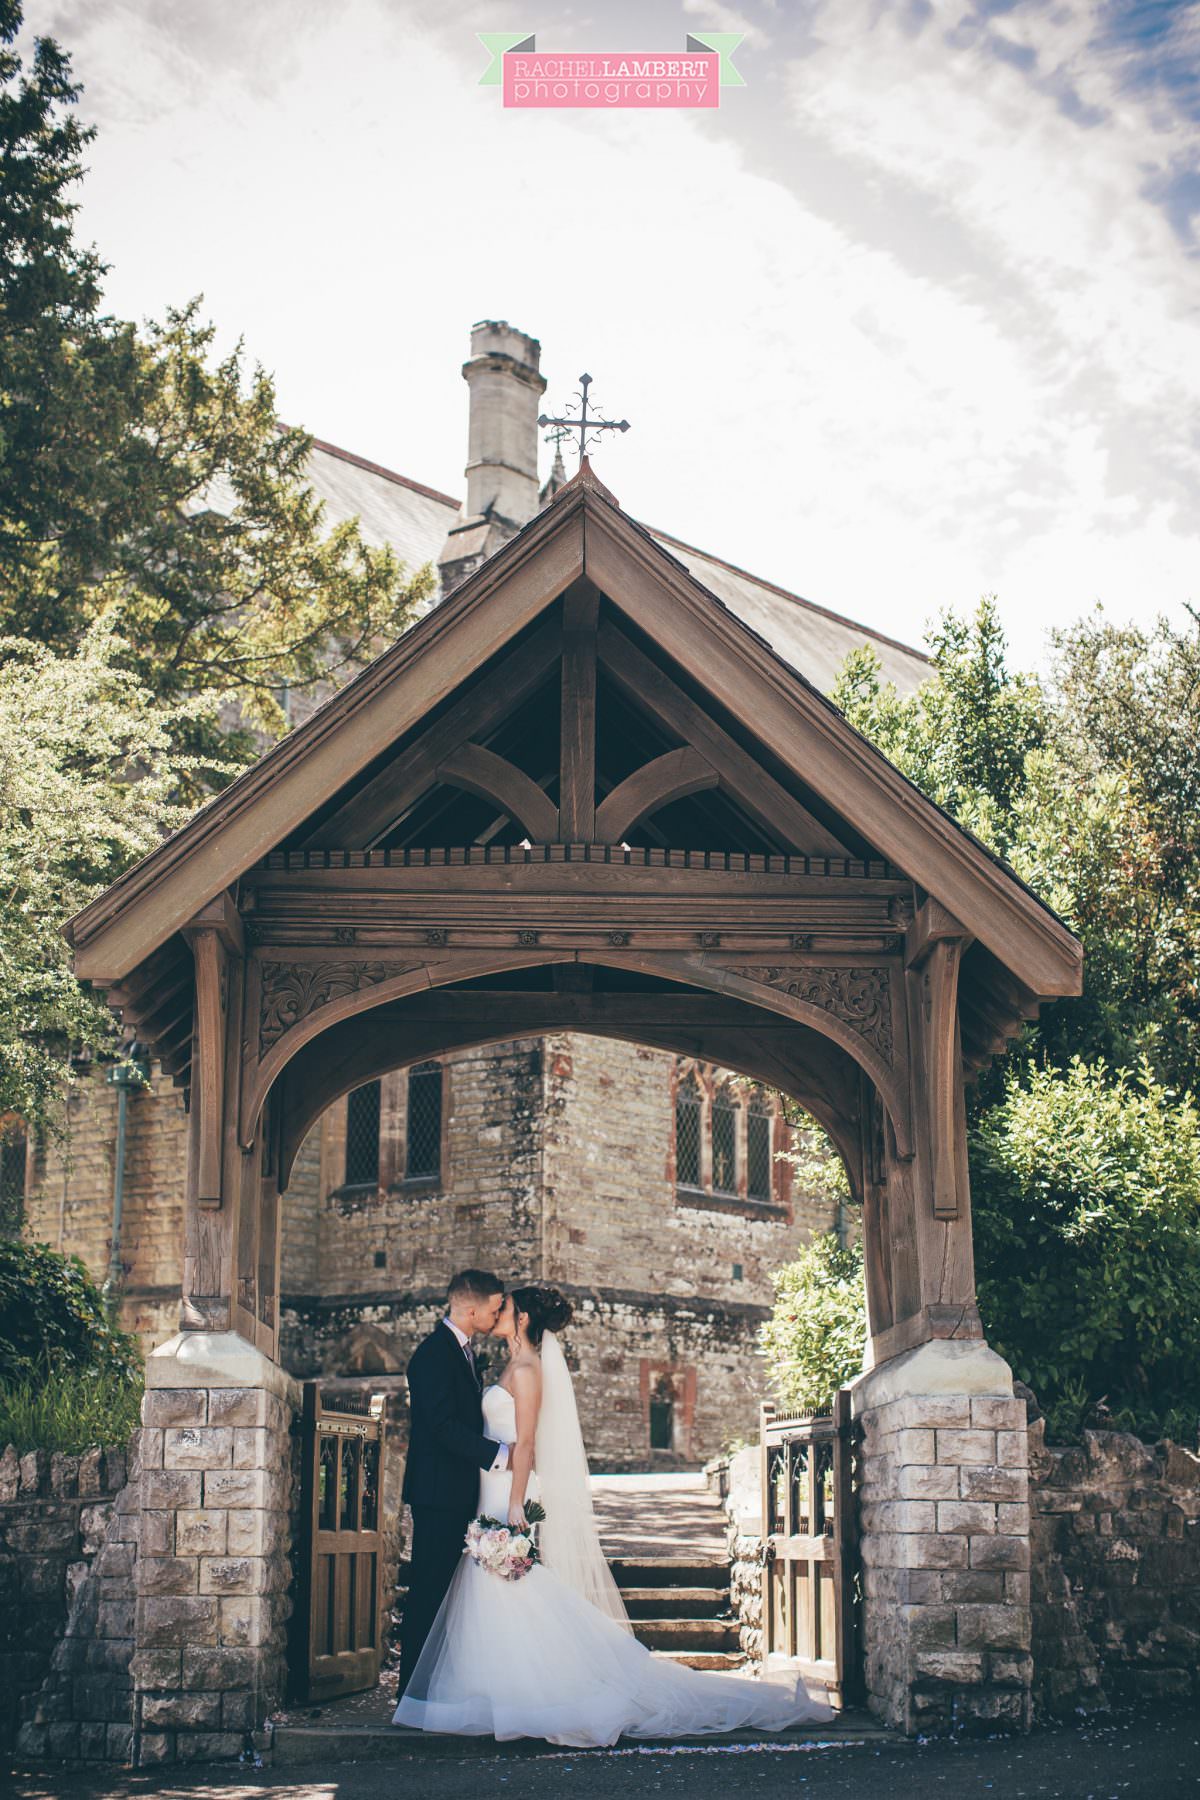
left=31, top=0, right=1200, bottom=668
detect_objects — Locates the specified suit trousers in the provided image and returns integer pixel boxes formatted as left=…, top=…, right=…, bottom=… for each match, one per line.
left=399, top=1506, right=469, bottom=1693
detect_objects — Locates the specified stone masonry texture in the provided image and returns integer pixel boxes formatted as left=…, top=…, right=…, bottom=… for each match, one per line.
left=24, top=1037, right=829, bottom=1469
left=1028, top=1421, right=1200, bottom=1714
left=5, top=1439, right=137, bottom=1764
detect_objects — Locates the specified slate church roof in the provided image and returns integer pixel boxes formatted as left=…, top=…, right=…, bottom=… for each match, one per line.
left=304, top=436, right=932, bottom=699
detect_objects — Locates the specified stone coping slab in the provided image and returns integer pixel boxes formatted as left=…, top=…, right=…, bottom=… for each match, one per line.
left=146, top=1334, right=301, bottom=1405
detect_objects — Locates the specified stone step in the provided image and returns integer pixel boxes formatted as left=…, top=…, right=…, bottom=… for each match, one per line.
left=621, top=1586, right=731, bottom=1619
left=633, top=1618, right=742, bottom=1652
left=270, top=1714, right=891, bottom=1765
left=610, top=1557, right=729, bottom=1588
left=651, top=1648, right=747, bottom=1672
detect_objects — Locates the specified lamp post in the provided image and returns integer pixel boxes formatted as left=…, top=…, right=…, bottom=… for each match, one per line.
left=102, top=1052, right=149, bottom=1303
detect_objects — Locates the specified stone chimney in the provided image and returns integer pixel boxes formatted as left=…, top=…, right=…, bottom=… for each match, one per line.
left=438, top=320, right=547, bottom=594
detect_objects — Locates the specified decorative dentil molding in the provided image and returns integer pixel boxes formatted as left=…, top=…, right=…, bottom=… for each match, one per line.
left=259, top=959, right=422, bottom=1055
left=724, top=964, right=895, bottom=1063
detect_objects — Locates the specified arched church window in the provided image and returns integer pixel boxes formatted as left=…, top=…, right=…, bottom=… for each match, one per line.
left=405, top=1061, right=443, bottom=1182
left=675, top=1072, right=703, bottom=1189
left=712, top=1084, right=738, bottom=1196
left=344, top=1080, right=381, bottom=1187
left=747, top=1092, right=774, bottom=1202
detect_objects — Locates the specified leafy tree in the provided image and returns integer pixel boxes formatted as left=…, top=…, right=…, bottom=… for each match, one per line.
left=0, top=623, right=224, bottom=1133
left=971, top=1059, right=1200, bottom=1442
left=0, top=4, right=432, bottom=768
left=832, top=599, right=1200, bottom=1091
left=760, top=1234, right=866, bottom=1415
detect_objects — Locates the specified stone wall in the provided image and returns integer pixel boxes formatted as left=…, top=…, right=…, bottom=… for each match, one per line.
left=280, top=1032, right=827, bottom=1467
left=130, top=1334, right=298, bottom=1767
left=4, top=1440, right=136, bottom=1763
left=20, top=1061, right=325, bottom=1352
left=1029, top=1423, right=1200, bottom=1714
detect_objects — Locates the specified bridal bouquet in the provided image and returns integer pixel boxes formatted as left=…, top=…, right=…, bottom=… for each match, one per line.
left=465, top=1501, right=546, bottom=1581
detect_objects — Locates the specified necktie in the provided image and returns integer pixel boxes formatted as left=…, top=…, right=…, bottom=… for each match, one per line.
left=462, top=1339, right=476, bottom=1379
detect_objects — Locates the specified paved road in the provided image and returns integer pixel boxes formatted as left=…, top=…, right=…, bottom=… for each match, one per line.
left=8, top=1710, right=1199, bottom=1800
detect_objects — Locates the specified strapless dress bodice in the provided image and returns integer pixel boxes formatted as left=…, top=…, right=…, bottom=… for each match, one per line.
left=482, top=1383, right=517, bottom=1444
left=478, top=1383, right=535, bottom=1516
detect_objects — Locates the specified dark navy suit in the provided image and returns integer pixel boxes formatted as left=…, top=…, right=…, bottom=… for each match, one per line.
left=399, top=1321, right=501, bottom=1690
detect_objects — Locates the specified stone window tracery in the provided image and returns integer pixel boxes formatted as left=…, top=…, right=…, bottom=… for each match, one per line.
left=344, top=1080, right=381, bottom=1187
left=672, top=1063, right=787, bottom=1213
left=674, top=1072, right=704, bottom=1189
left=405, top=1060, right=443, bottom=1183
left=711, top=1083, right=739, bottom=1196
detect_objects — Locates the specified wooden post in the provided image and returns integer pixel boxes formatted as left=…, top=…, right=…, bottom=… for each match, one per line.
left=558, top=588, right=597, bottom=841
left=181, top=894, right=244, bottom=1332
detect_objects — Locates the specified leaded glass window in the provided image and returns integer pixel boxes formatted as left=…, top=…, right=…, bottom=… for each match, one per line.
left=675, top=1073, right=703, bottom=1188
left=712, top=1085, right=738, bottom=1195
left=747, top=1095, right=773, bottom=1202
left=406, top=1061, right=442, bottom=1181
left=344, top=1080, right=381, bottom=1187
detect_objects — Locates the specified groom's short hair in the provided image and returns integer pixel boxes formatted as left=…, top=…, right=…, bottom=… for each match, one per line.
left=447, top=1268, right=504, bottom=1302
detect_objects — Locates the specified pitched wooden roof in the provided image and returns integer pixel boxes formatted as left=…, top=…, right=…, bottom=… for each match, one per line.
left=66, top=461, right=1080, bottom=1009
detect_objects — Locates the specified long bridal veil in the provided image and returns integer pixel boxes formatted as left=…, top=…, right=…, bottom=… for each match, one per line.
left=534, top=1331, right=632, bottom=1631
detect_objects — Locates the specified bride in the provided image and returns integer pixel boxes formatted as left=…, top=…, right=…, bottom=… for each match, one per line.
left=394, top=1284, right=834, bottom=1746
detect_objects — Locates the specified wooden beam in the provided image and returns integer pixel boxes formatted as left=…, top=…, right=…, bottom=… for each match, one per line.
left=436, top=743, right=559, bottom=842
left=922, top=937, right=965, bottom=1220
left=586, top=505, right=1082, bottom=998
left=594, top=747, right=718, bottom=843
left=596, top=622, right=851, bottom=857
left=186, top=889, right=245, bottom=958
left=905, top=896, right=970, bottom=969
left=182, top=929, right=227, bottom=1208
left=69, top=506, right=585, bottom=979
left=305, top=619, right=563, bottom=849
left=558, top=589, right=598, bottom=840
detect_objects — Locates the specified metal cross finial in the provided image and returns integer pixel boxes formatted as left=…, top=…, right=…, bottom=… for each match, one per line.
left=538, top=373, right=630, bottom=468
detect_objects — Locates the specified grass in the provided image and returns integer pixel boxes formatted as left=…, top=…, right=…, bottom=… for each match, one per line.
left=0, top=1360, right=143, bottom=1455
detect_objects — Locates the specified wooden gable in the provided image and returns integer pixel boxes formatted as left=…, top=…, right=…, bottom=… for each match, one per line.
left=66, top=460, right=1080, bottom=1106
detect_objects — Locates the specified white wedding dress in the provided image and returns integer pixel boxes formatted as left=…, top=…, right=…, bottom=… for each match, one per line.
left=394, top=1356, right=834, bottom=1746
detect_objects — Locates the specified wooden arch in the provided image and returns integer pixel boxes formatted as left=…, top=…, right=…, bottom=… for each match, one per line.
left=65, top=459, right=1081, bottom=1374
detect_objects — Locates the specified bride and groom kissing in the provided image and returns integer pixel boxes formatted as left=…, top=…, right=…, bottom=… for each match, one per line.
left=394, top=1268, right=832, bottom=1747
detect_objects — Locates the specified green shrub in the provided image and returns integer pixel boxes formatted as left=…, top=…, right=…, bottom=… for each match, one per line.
left=760, top=1233, right=866, bottom=1415
left=761, top=1061, right=1200, bottom=1445
left=0, top=1239, right=140, bottom=1382
left=972, top=1059, right=1200, bottom=1443
left=0, top=1359, right=143, bottom=1454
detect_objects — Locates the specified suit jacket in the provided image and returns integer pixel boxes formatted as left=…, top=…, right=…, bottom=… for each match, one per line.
left=402, top=1320, right=502, bottom=1515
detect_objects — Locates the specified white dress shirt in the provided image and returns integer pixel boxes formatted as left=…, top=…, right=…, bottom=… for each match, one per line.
left=443, top=1318, right=508, bottom=1472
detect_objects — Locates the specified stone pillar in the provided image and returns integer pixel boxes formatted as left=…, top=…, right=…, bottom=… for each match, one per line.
left=850, top=1339, right=1032, bottom=1735
left=132, top=1334, right=298, bottom=1766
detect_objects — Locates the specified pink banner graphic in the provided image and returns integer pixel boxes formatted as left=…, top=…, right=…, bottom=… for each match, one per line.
left=503, top=51, right=720, bottom=108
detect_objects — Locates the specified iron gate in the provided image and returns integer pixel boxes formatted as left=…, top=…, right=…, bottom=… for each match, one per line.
left=760, top=1389, right=859, bottom=1705
left=295, top=1385, right=386, bottom=1702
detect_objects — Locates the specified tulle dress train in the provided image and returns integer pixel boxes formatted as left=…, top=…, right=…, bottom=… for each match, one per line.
left=394, top=1384, right=834, bottom=1747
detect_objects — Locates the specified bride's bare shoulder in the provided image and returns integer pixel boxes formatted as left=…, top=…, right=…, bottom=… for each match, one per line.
left=510, top=1354, right=542, bottom=1392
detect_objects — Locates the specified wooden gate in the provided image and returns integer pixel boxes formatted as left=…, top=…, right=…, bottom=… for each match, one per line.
left=760, top=1390, right=859, bottom=1706
left=295, top=1386, right=386, bottom=1702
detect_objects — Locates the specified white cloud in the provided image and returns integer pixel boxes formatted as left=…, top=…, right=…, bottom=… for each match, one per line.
left=37, top=0, right=1200, bottom=669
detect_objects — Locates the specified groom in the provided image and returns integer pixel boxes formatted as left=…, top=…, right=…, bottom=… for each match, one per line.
left=398, top=1269, right=509, bottom=1692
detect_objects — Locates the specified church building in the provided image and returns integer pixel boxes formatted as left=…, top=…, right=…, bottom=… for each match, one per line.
left=15, top=323, right=930, bottom=1466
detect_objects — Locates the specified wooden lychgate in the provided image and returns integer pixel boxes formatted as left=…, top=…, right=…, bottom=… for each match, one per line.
left=295, top=1386, right=386, bottom=1702
left=761, top=1391, right=859, bottom=1705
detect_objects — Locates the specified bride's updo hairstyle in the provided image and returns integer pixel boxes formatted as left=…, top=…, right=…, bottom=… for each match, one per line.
left=510, top=1284, right=572, bottom=1348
